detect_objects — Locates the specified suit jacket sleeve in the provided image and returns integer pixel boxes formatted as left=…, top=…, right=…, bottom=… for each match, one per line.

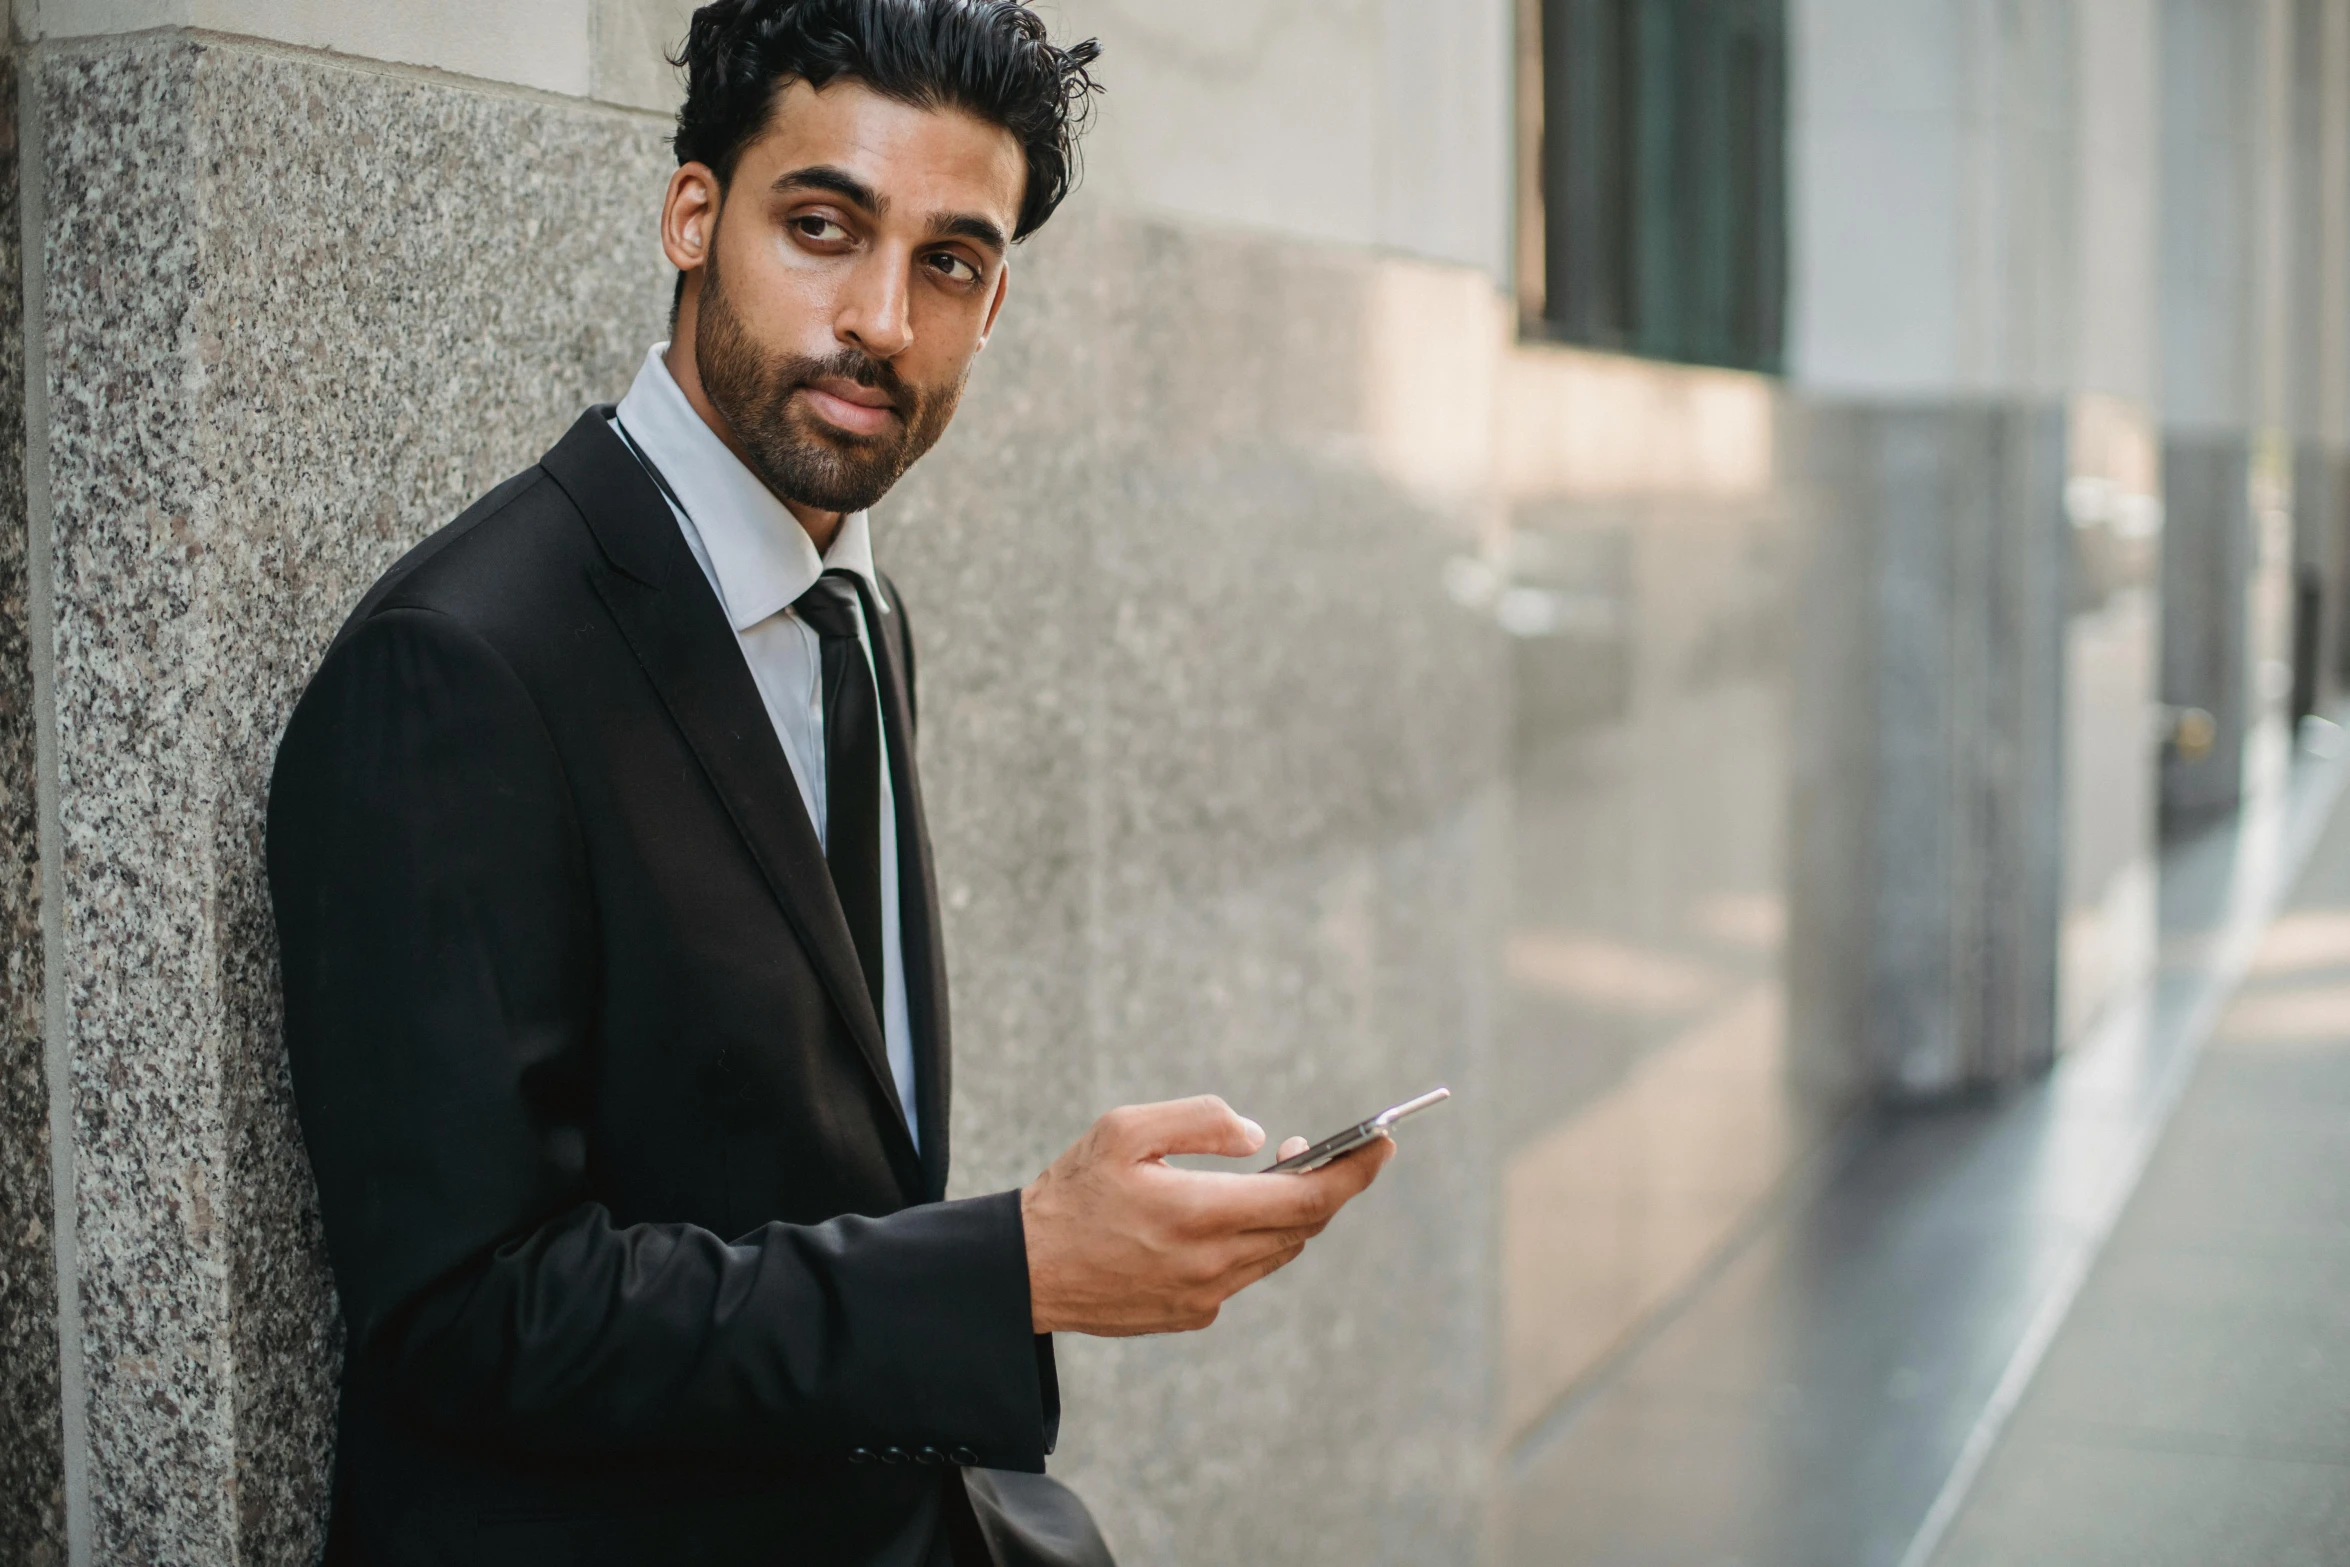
left=267, top=604, right=1051, bottom=1468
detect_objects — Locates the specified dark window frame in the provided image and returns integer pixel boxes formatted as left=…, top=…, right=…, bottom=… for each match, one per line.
left=1519, top=0, right=1789, bottom=375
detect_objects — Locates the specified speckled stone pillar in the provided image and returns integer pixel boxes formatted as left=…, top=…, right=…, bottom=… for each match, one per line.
left=1788, top=401, right=2071, bottom=1099
left=2289, top=440, right=2348, bottom=720
left=2160, top=432, right=2259, bottom=830
left=12, top=35, right=671, bottom=1564
left=0, top=38, right=70, bottom=1567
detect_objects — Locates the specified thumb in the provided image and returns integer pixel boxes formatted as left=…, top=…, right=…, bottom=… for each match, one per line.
left=1109, top=1095, right=1265, bottom=1160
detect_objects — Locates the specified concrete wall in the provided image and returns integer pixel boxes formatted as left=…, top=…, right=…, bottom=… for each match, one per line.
left=15, top=0, right=697, bottom=106
left=1790, top=0, right=2078, bottom=401
left=1044, top=0, right=1516, bottom=282
left=2077, top=0, right=2161, bottom=408
left=19, top=0, right=1526, bottom=277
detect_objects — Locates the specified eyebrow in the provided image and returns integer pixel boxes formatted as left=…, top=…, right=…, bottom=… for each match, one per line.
left=772, top=164, right=886, bottom=212
left=931, top=213, right=1009, bottom=254
left=771, top=163, right=1009, bottom=256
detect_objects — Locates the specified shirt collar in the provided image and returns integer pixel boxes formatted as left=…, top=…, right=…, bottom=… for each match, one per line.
left=612, top=342, right=885, bottom=631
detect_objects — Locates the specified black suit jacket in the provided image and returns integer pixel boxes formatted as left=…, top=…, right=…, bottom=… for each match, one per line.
left=268, top=410, right=1110, bottom=1567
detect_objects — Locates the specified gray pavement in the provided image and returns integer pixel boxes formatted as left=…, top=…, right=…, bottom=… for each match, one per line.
left=1499, top=739, right=2350, bottom=1566
left=1933, top=782, right=2350, bottom=1565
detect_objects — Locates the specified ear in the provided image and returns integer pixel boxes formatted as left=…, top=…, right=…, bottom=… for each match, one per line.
left=977, top=259, right=1012, bottom=351
left=661, top=162, right=723, bottom=279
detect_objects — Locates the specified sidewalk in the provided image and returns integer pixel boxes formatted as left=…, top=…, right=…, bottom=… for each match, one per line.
left=1932, top=786, right=2350, bottom=1564
left=1497, top=736, right=2350, bottom=1566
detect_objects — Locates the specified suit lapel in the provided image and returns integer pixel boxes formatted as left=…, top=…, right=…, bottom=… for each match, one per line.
left=862, top=573, right=953, bottom=1202
left=540, top=410, right=924, bottom=1198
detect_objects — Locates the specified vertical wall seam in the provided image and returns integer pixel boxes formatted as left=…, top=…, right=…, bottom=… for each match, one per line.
left=18, top=36, right=86, bottom=1567
left=177, top=54, right=244, bottom=1553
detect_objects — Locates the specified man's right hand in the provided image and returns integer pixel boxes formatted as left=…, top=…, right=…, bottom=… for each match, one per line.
left=1019, top=1095, right=1394, bottom=1337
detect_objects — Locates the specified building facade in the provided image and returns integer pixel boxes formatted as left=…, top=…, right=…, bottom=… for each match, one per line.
left=0, top=2, right=2343, bottom=1564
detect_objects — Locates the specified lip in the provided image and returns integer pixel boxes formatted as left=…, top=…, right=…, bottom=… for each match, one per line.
left=798, top=379, right=901, bottom=438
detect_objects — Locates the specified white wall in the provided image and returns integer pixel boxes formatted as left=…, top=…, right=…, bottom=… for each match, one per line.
left=18, top=0, right=601, bottom=96
left=1040, top=0, right=1515, bottom=281
left=2075, top=0, right=2160, bottom=408
left=1790, top=0, right=2085, bottom=400
left=2158, top=0, right=2263, bottom=431
left=20, top=0, right=1518, bottom=280
left=16, top=0, right=712, bottom=107
left=1788, top=0, right=1967, bottom=394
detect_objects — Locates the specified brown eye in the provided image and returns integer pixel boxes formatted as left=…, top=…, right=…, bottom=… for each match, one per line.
left=795, top=216, right=849, bottom=243
left=928, top=252, right=978, bottom=284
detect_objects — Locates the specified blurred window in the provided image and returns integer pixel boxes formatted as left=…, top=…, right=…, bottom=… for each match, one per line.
left=1531, top=0, right=1787, bottom=374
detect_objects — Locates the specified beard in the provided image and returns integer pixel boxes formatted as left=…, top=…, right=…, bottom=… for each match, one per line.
left=694, top=248, right=965, bottom=516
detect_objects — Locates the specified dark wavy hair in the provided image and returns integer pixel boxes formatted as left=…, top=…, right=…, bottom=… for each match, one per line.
left=671, top=0, right=1103, bottom=242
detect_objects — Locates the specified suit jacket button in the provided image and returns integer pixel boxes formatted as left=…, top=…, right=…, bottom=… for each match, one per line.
left=949, top=1447, right=979, bottom=1467
left=915, top=1446, right=945, bottom=1465
left=848, top=1447, right=876, bottom=1465
left=881, top=1446, right=909, bottom=1465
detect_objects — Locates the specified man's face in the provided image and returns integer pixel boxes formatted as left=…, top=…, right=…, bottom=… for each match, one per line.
left=666, top=79, right=1025, bottom=516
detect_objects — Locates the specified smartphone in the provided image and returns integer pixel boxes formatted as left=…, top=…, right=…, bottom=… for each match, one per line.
left=1262, top=1087, right=1451, bottom=1173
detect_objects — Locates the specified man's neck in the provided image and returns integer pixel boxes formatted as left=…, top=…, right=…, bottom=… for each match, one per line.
left=662, top=338, right=846, bottom=555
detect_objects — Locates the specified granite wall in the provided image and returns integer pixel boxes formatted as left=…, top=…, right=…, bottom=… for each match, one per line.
left=1488, top=358, right=1825, bottom=1456
left=24, top=35, right=671, bottom=1563
left=2160, top=434, right=2259, bottom=829
left=6, top=29, right=1511, bottom=1567
left=1789, top=403, right=2070, bottom=1098
left=0, top=30, right=68, bottom=1567
left=2290, top=442, right=2350, bottom=715
left=882, top=216, right=1508, bottom=1566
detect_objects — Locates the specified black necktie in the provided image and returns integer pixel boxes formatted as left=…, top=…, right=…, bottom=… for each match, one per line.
left=791, top=570, right=887, bottom=1025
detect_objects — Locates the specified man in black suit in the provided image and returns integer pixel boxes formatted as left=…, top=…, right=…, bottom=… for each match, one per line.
left=265, top=3, right=1393, bottom=1564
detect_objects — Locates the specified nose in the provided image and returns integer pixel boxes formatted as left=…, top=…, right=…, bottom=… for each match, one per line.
left=836, top=247, right=915, bottom=362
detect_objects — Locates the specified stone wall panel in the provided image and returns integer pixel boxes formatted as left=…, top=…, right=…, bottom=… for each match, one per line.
left=37, top=36, right=670, bottom=1563
left=184, top=46, right=670, bottom=1563
left=0, top=35, right=68, bottom=1567
left=884, top=207, right=1508, bottom=1567
left=41, top=40, right=233, bottom=1561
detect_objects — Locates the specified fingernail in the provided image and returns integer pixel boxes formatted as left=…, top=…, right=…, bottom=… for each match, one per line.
left=1240, top=1117, right=1264, bottom=1144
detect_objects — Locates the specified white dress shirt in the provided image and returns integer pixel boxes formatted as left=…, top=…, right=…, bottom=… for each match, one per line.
left=612, top=344, right=919, bottom=1148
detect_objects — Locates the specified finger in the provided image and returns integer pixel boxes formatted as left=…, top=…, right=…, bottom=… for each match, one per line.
left=1307, top=1132, right=1396, bottom=1197
left=1215, top=1242, right=1309, bottom=1299
left=1277, top=1136, right=1310, bottom=1161
left=1102, top=1095, right=1264, bottom=1161
left=1201, top=1221, right=1330, bottom=1276
left=1164, top=1161, right=1364, bottom=1234
left=1247, top=1135, right=1395, bottom=1223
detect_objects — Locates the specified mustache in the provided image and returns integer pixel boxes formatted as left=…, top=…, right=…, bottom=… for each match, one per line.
left=783, top=349, right=916, bottom=419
